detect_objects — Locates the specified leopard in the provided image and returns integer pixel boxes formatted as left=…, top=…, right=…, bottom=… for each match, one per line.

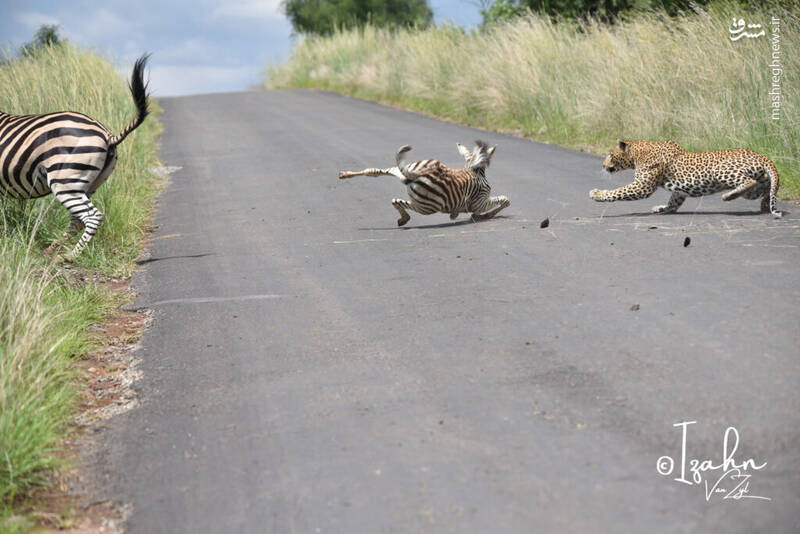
left=589, top=140, right=782, bottom=218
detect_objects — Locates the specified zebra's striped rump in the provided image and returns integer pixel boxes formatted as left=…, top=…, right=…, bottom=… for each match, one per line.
left=0, top=54, right=150, bottom=259
left=339, top=140, right=510, bottom=226
left=0, top=111, right=112, bottom=198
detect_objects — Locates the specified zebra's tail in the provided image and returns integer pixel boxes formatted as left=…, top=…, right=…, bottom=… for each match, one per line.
left=108, top=54, right=150, bottom=148
left=395, top=145, right=417, bottom=181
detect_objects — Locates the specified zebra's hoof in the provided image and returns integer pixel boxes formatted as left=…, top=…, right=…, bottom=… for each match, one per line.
left=44, top=242, right=63, bottom=255
left=397, top=217, right=409, bottom=227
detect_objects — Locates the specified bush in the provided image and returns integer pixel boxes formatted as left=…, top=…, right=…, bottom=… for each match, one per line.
left=282, top=0, right=433, bottom=35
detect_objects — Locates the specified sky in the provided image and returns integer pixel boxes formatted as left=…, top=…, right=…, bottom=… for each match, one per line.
left=0, top=0, right=483, bottom=97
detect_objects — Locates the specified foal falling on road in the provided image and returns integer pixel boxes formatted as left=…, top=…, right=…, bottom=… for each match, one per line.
left=339, top=140, right=510, bottom=226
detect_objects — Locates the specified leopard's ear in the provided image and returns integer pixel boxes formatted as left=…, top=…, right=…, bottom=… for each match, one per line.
left=618, top=140, right=628, bottom=151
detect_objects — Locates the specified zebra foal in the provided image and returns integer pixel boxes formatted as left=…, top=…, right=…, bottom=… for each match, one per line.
left=0, top=54, right=150, bottom=260
left=339, top=140, right=510, bottom=226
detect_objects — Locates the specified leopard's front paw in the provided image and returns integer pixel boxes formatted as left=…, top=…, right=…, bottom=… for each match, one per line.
left=589, top=189, right=606, bottom=201
left=652, top=204, right=678, bottom=214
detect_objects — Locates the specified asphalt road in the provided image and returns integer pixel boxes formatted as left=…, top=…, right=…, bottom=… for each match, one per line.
left=99, top=90, right=800, bottom=533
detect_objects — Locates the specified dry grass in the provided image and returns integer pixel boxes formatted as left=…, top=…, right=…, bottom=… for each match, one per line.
left=1, top=44, right=162, bottom=274
left=0, top=44, right=160, bottom=527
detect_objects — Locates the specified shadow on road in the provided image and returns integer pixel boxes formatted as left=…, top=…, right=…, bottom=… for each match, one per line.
left=359, top=215, right=512, bottom=231
left=136, top=253, right=215, bottom=265
left=598, top=210, right=771, bottom=218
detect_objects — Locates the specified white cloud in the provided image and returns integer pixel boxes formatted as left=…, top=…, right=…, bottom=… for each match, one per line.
left=158, top=38, right=230, bottom=65
left=13, top=8, right=134, bottom=53
left=211, top=0, right=283, bottom=20
left=148, top=65, right=259, bottom=96
left=3, top=2, right=292, bottom=95
left=16, top=11, right=61, bottom=30
left=79, top=8, right=132, bottom=41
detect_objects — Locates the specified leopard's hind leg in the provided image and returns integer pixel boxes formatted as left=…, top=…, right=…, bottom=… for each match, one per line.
left=765, top=163, right=782, bottom=218
left=652, top=191, right=687, bottom=213
left=741, top=181, right=770, bottom=212
left=722, top=178, right=758, bottom=202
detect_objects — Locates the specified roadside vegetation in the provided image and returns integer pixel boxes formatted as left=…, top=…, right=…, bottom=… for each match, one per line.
left=0, top=43, right=160, bottom=530
left=266, top=1, right=799, bottom=194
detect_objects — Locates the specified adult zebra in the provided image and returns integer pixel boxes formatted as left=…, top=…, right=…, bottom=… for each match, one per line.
left=0, top=54, right=150, bottom=259
left=339, top=140, right=510, bottom=226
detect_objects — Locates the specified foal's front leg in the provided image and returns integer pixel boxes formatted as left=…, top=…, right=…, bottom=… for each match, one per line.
left=472, top=196, right=510, bottom=221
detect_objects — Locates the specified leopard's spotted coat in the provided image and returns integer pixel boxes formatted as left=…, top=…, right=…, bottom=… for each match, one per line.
left=590, top=140, right=782, bottom=218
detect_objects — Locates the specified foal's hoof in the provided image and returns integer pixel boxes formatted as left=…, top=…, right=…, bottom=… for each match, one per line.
left=397, top=217, right=409, bottom=227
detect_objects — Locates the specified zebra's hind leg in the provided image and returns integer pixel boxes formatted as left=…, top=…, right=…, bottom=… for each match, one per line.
left=471, top=196, right=510, bottom=222
left=53, top=190, right=104, bottom=260
left=63, top=216, right=84, bottom=240
left=46, top=216, right=84, bottom=254
left=67, top=206, right=104, bottom=260
left=340, top=167, right=405, bottom=180
left=391, top=198, right=412, bottom=226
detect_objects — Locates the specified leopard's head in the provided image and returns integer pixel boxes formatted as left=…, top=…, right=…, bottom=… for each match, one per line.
left=603, top=140, right=634, bottom=173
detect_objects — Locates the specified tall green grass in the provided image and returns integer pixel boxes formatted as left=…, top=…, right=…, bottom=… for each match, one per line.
left=1, top=45, right=162, bottom=274
left=0, top=44, right=160, bottom=524
left=266, top=1, right=799, bottom=194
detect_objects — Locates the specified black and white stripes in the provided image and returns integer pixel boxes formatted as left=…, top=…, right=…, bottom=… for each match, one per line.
left=339, top=140, right=510, bottom=226
left=0, top=54, right=150, bottom=259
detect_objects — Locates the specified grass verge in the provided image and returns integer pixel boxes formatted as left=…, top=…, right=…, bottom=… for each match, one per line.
left=266, top=1, right=798, bottom=195
left=0, top=44, right=161, bottom=530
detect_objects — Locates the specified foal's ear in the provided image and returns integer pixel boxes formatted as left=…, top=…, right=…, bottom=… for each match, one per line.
left=457, top=143, right=471, bottom=160
left=487, top=145, right=497, bottom=157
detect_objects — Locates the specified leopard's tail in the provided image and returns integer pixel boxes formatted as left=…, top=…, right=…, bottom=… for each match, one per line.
left=765, top=159, right=782, bottom=219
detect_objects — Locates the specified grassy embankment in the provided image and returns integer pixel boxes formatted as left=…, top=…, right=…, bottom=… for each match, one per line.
left=0, top=45, right=160, bottom=530
left=267, top=2, right=798, bottom=194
